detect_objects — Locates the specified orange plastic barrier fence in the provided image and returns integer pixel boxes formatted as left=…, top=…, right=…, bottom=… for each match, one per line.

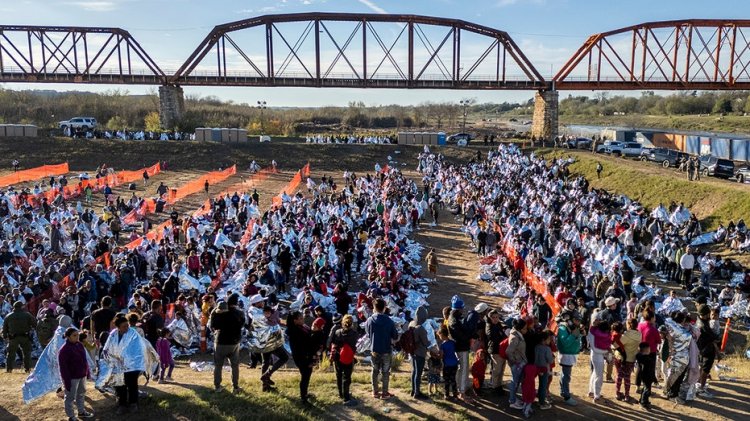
left=0, top=163, right=69, bottom=188
left=271, top=163, right=310, bottom=206
left=122, top=165, right=237, bottom=225
left=14, top=162, right=160, bottom=209
left=169, top=165, right=236, bottom=204
left=211, top=259, right=228, bottom=290
left=115, top=162, right=161, bottom=185
left=121, top=199, right=158, bottom=225
left=720, top=318, right=731, bottom=352
left=494, top=222, right=560, bottom=332
left=193, top=166, right=273, bottom=218
left=124, top=220, right=172, bottom=251
left=239, top=218, right=256, bottom=247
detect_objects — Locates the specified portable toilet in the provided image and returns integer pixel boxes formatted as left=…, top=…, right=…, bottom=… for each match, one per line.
left=238, top=129, right=248, bottom=142
left=194, top=128, right=205, bottom=142
left=0, top=125, right=6, bottom=137
left=211, top=128, right=222, bottom=142
left=437, top=132, right=446, bottom=145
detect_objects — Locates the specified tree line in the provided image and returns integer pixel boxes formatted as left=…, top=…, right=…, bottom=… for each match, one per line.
left=0, top=88, right=522, bottom=136
left=6, top=87, right=745, bottom=136
left=555, top=91, right=750, bottom=117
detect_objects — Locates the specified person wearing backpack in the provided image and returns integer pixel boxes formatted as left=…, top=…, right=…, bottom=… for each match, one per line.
left=407, top=305, right=432, bottom=400
left=330, top=314, right=359, bottom=406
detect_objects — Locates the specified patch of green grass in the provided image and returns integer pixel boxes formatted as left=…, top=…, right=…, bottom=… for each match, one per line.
left=560, top=114, right=750, bottom=135
left=538, top=148, right=750, bottom=231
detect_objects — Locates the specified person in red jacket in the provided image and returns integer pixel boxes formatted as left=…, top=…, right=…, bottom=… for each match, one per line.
left=187, top=250, right=201, bottom=277
left=471, top=349, right=488, bottom=394
left=58, top=327, right=94, bottom=420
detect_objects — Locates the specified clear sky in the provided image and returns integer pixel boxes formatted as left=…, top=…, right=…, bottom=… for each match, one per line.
left=1, top=0, right=746, bottom=106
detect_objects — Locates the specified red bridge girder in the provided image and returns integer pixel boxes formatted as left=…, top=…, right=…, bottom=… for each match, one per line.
left=554, top=19, right=750, bottom=90
left=169, top=12, right=547, bottom=89
left=0, top=25, right=166, bottom=85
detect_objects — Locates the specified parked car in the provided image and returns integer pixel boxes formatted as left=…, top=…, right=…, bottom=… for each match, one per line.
left=607, top=141, right=645, bottom=157
left=734, top=166, right=750, bottom=183
left=596, top=140, right=620, bottom=153
left=564, top=137, right=592, bottom=149
left=698, top=155, right=735, bottom=179
left=641, top=148, right=689, bottom=167
left=447, top=133, right=473, bottom=144
left=58, top=117, right=97, bottom=130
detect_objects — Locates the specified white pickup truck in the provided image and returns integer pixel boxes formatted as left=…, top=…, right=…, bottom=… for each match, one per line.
left=605, top=141, right=645, bottom=157
left=58, top=117, right=97, bottom=131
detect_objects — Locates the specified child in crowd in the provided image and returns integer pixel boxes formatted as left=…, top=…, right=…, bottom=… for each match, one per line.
left=471, top=349, right=487, bottom=395
left=156, top=328, right=175, bottom=383
left=635, top=342, right=655, bottom=410
left=522, top=330, right=553, bottom=417
left=658, top=325, right=669, bottom=383
left=439, top=327, right=458, bottom=400
left=626, top=293, right=638, bottom=320
left=612, top=319, right=641, bottom=402
left=427, top=352, right=442, bottom=396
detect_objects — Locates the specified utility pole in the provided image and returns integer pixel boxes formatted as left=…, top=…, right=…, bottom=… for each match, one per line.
left=459, top=99, right=469, bottom=132
left=257, top=100, right=267, bottom=133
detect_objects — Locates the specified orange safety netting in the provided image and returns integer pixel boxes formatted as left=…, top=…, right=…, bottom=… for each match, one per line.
left=271, top=163, right=310, bottom=206
left=124, top=220, right=172, bottom=251
left=115, top=162, right=162, bottom=185
left=493, top=222, right=561, bottom=332
left=193, top=166, right=273, bottom=218
left=14, top=162, right=159, bottom=209
left=0, top=163, right=69, bottom=188
left=168, top=165, right=236, bottom=204
left=239, top=218, right=257, bottom=247
left=121, top=198, right=158, bottom=225
left=122, top=165, right=237, bottom=225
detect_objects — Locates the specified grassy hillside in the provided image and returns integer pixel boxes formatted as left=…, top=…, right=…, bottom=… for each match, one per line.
left=537, top=148, right=750, bottom=231
left=560, top=114, right=750, bottom=135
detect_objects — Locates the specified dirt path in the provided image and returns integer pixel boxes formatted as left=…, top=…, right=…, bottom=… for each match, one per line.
left=411, top=209, right=505, bottom=318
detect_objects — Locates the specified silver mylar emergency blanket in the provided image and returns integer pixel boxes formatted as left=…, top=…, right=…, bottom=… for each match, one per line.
left=96, top=328, right=159, bottom=388
left=246, top=306, right=285, bottom=354
left=22, top=326, right=97, bottom=403
left=167, top=318, right=192, bottom=348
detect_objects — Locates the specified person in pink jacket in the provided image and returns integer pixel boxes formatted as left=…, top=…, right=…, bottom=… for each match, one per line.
left=156, top=328, right=175, bottom=383
left=58, top=328, right=94, bottom=421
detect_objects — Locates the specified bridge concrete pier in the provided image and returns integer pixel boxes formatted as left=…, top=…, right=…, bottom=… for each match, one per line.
left=159, top=85, right=185, bottom=130
left=531, top=89, right=558, bottom=144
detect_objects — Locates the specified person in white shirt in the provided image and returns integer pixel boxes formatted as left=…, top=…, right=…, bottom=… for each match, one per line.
left=679, top=247, right=695, bottom=289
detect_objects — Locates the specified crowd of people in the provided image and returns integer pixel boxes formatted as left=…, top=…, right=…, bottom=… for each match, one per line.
left=64, top=127, right=193, bottom=142
left=415, top=143, right=741, bottom=417
left=0, top=142, right=747, bottom=420
left=305, top=135, right=395, bottom=144
left=0, top=155, right=446, bottom=419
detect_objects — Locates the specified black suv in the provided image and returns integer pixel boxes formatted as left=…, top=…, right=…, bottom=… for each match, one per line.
left=699, top=155, right=735, bottom=179
left=642, top=148, right=689, bottom=168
